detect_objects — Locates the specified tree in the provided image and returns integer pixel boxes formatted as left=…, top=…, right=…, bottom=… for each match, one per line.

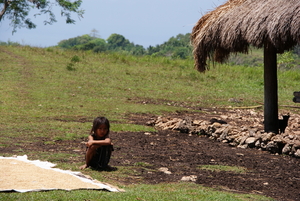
left=75, top=38, right=107, bottom=52
left=147, top=45, right=161, bottom=55
left=58, top=34, right=93, bottom=49
left=92, top=40, right=107, bottom=53
left=172, top=47, right=191, bottom=59
left=0, top=0, right=84, bottom=33
left=131, top=44, right=145, bottom=56
left=107, top=33, right=130, bottom=50
left=146, top=33, right=192, bottom=57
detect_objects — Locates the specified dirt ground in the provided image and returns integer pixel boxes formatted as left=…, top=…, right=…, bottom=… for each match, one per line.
left=2, top=111, right=300, bottom=201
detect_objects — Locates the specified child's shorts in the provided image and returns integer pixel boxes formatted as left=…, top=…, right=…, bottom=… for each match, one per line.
left=89, top=145, right=113, bottom=170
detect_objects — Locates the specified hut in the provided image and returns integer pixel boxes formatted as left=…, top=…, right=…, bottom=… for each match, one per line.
left=191, top=0, right=300, bottom=133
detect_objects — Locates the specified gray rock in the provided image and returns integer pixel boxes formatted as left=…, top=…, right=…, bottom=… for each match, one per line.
left=219, top=128, right=229, bottom=141
left=293, top=140, right=300, bottom=149
left=212, top=133, right=220, bottom=139
left=249, top=129, right=256, bottom=137
left=282, top=144, right=292, bottom=155
left=271, top=135, right=285, bottom=144
left=239, top=136, right=248, bottom=146
left=181, top=175, right=197, bottom=182
left=212, top=122, right=222, bottom=128
left=146, top=120, right=156, bottom=126
left=266, top=142, right=279, bottom=154
left=177, top=118, right=192, bottom=133
left=207, top=126, right=216, bottom=135
left=261, top=133, right=275, bottom=142
left=229, top=142, right=238, bottom=147
left=294, top=149, right=300, bottom=157
left=245, top=137, right=257, bottom=148
left=152, top=113, right=300, bottom=157
left=255, top=140, right=261, bottom=148
left=237, top=144, right=248, bottom=149
left=260, top=142, right=267, bottom=149
left=245, top=137, right=257, bottom=144
left=158, top=167, right=172, bottom=174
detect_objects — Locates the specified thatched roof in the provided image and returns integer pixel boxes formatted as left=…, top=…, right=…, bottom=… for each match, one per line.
left=191, top=0, right=300, bottom=72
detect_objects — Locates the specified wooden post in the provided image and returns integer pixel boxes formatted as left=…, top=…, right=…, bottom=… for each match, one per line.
left=264, top=40, right=278, bottom=133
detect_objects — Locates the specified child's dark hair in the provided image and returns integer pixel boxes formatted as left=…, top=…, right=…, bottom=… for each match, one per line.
left=91, top=116, right=110, bottom=134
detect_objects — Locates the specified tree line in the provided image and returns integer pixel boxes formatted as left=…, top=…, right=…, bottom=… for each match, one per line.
left=1, top=31, right=299, bottom=67
left=57, top=32, right=192, bottom=59
left=57, top=32, right=300, bottom=67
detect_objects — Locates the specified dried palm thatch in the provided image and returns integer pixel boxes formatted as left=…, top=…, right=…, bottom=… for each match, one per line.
left=191, top=0, right=300, bottom=72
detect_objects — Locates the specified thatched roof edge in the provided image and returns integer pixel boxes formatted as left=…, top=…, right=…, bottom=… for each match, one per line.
left=191, top=0, right=300, bottom=72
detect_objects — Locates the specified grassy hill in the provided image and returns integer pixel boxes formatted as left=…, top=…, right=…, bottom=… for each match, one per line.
left=1, top=45, right=297, bottom=200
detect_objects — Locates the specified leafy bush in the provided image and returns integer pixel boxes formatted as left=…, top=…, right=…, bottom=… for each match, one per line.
left=66, top=62, right=76, bottom=71
left=71, top=55, right=80, bottom=62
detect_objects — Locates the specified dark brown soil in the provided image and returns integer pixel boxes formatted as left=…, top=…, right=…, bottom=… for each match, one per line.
left=1, top=112, right=300, bottom=201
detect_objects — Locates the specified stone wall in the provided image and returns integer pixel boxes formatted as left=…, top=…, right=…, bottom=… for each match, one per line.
left=147, top=109, right=300, bottom=157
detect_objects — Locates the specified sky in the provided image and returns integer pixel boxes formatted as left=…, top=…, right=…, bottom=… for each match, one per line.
left=0, top=0, right=225, bottom=48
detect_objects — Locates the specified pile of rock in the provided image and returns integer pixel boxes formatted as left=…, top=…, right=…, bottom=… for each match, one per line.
left=147, top=109, right=300, bottom=157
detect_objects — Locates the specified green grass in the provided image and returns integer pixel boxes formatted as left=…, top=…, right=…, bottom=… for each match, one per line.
left=198, top=165, right=248, bottom=174
left=0, top=183, right=273, bottom=201
left=133, top=162, right=152, bottom=167
left=0, top=45, right=290, bottom=200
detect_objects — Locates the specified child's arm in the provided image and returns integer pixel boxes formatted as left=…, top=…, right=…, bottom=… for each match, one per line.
left=86, top=135, right=112, bottom=147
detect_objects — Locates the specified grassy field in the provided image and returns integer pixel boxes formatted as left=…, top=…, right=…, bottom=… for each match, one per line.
left=1, top=45, right=298, bottom=200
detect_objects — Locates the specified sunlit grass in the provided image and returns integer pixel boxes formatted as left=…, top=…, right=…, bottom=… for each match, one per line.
left=198, top=165, right=248, bottom=174
left=0, top=183, right=274, bottom=201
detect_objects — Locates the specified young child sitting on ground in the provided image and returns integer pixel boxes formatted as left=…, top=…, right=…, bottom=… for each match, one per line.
left=80, top=116, right=114, bottom=170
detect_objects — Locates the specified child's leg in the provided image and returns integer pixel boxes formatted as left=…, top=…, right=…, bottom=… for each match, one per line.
left=79, top=145, right=98, bottom=170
